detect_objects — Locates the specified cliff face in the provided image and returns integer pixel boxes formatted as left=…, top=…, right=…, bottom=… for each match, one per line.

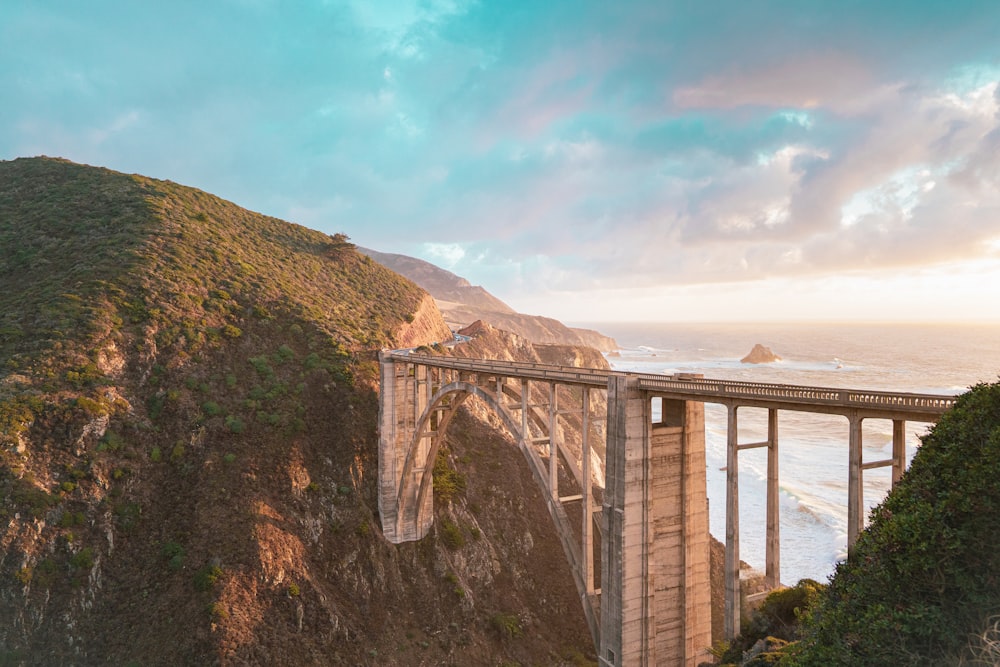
left=0, top=158, right=595, bottom=666
left=358, top=248, right=516, bottom=315
left=390, top=293, right=453, bottom=349
left=359, top=248, right=619, bottom=353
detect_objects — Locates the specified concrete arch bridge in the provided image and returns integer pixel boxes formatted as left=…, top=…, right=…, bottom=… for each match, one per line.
left=377, top=351, right=955, bottom=666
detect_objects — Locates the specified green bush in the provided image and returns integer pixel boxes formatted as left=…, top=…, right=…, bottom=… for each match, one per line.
left=792, top=381, right=1000, bottom=665
left=221, top=324, right=242, bottom=339
left=194, top=564, right=223, bottom=591
left=71, top=547, right=95, bottom=569
left=438, top=517, right=465, bottom=550
left=225, top=415, right=245, bottom=433
left=432, top=448, right=467, bottom=502
left=75, top=396, right=107, bottom=416
left=97, top=430, right=125, bottom=452
left=490, top=613, right=522, bottom=639
left=718, top=579, right=825, bottom=664
left=202, top=401, right=222, bottom=416
left=161, top=542, right=185, bottom=571
left=114, top=502, right=141, bottom=530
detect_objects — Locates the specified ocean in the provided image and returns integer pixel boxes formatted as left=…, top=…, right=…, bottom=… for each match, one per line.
left=577, top=322, right=1000, bottom=585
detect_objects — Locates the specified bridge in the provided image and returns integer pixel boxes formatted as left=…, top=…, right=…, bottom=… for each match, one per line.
left=377, top=351, right=956, bottom=666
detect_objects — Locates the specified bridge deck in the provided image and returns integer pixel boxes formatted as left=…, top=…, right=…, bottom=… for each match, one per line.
left=388, top=351, right=957, bottom=421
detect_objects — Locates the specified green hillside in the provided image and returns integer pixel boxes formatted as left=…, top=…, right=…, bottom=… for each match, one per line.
left=0, top=157, right=594, bottom=665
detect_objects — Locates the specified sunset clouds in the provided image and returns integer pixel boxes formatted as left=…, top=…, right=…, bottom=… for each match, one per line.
left=2, top=1, right=999, bottom=321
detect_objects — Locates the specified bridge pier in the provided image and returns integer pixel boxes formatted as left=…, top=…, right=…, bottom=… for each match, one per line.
left=849, top=416, right=911, bottom=555
left=600, top=377, right=711, bottom=667
left=725, top=405, right=780, bottom=639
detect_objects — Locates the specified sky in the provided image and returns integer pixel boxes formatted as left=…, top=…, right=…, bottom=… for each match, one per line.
left=3, top=1, right=1000, bottom=324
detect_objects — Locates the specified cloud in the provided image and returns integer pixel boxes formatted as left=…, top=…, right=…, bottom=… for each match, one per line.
left=674, top=52, right=874, bottom=111
left=4, top=1, right=1000, bottom=321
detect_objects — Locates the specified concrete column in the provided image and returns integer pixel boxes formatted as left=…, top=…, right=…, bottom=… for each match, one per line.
left=377, top=352, right=401, bottom=541
left=847, top=413, right=863, bottom=553
left=892, top=419, right=906, bottom=487
left=521, top=378, right=530, bottom=444
left=582, top=386, right=594, bottom=594
left=413, top=364, right=434, bottom=538
left=679, top=399, right=711, bottom=663
left=724, top=404, right=740, bottom=639
left=600, top=379, right=711, bottom=667
left=765, top=408, right=780, bottom=590
left=549, top=383, right=559, bottom=500
left=600, top=376, right=648, bottom=666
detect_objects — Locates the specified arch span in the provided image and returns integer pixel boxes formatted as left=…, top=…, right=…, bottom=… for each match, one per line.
left=378, top=360, right=600, bottom=645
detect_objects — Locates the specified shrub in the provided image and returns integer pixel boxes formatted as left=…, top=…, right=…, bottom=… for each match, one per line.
left=432, top=448, right=466, bottom=502
left=71, top=547, right=95, bottom=569
left=202, top=401, right=222, bottom=416
left=194, top=564, right=223, bottom=591
left=114, top=502, right=141, bottom=530
left=150, top=446, right=162, bottom=462
left=718, top=579, right=825, bottom=664
left=161, top=542, right=185, bottom=571
left=288, top=582, right=300, bottom=597
left=97, top=430, right=125, bottom=452
left=792, top=381, right=1000, bottom=665
left=225, top=415, right=245, bottom=433
left=75, top=396, right=107, bottom=416
left=221, top=324, right=242, bottom=339
left=58, top=511, right=86, bottom=528
left=438, top=517, right=465, bottom=550
left=208, top=602, right=228, bottom=619
left=490, top=613, right=522, bottom=639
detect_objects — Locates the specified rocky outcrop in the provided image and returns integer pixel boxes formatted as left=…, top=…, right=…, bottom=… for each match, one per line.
left=359, top=248, right=620, bottom=352
left=358, top=248, right=516, bottom=314
left=391, top=293, right=453, bottom=349
left=446, top=306, right=619, bottom=352
left=741, top=344, right=781, bottom=364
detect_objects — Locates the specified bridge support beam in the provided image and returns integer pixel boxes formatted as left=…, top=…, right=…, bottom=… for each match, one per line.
left=600, top=377, right=711, bottom=667
left=892, top=419, right=906, bottom=486
left=724, top=404, right=740, bottom=640
left=847, top=413, right=863, bottom=554
left=766, top=408, right=780, bottom=591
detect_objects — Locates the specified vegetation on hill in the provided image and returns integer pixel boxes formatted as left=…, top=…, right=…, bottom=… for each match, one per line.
left=0, top=157, right=594, bottom=665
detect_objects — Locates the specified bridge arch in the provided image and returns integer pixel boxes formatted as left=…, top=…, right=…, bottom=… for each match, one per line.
left=395, top=380, right=549, bottom=541
left=378, top=357, right=601, bottom=645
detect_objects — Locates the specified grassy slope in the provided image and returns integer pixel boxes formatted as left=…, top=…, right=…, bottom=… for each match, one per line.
left=0, top=158, right=593, bottom=665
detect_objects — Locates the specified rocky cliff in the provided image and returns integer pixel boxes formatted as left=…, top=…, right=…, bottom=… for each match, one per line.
left=359, top=248, right=619, bottom=353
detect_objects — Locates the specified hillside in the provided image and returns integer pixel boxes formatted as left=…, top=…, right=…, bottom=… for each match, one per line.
left=358, top=248, right=618, bottom=352
left=0, top=157, right=595, bottom=665
left=357, top=248, right=516, bottom=315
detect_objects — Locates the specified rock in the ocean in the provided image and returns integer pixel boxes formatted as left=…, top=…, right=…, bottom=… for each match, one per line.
left=741, top=343, right=781, bottom=364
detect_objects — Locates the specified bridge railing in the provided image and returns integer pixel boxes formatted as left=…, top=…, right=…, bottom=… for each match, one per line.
left=390, top=352, right=958, bottom=417
left=633, top=374, right=957, bottom=415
